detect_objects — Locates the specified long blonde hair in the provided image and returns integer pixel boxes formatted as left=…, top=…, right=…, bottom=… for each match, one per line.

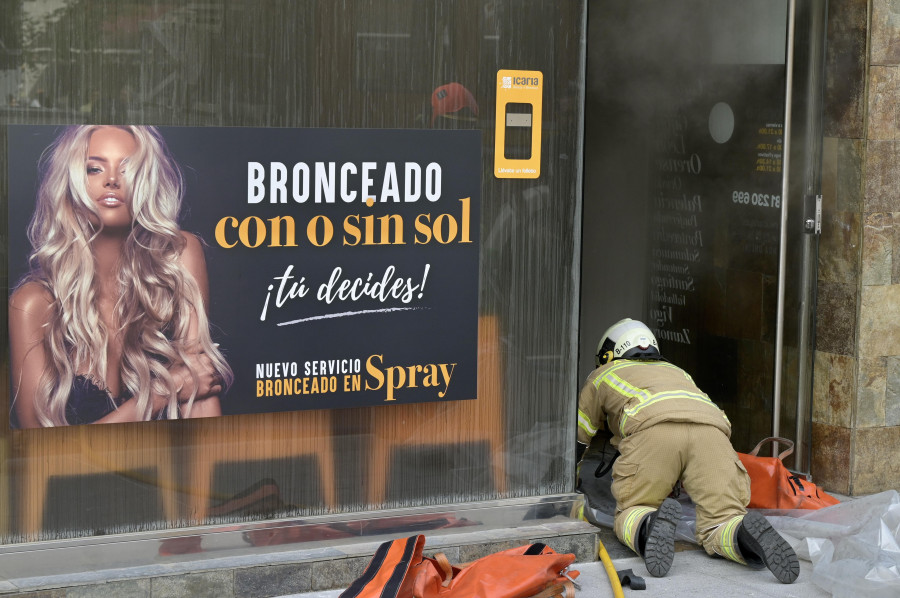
left=22, top=125, right=232, bottom=426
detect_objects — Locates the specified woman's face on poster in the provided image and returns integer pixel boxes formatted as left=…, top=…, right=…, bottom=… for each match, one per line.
left=84, top=126, right=137, bottom=230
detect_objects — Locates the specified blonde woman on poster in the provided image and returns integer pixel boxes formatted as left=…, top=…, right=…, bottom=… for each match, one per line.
left=9, top=125, right=232, bottom=427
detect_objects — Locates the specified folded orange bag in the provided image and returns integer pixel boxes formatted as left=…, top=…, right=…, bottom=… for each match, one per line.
left=340, top=535, right=579, bottom=598
left=737, top=437, right=840, bottom=510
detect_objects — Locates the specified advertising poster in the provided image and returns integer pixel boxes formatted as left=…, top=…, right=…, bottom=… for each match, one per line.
left=7, top=126, right=482, bottom=428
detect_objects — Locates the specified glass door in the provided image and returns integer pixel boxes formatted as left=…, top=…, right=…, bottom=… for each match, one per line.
left=580, top=0, right=826, bottom=470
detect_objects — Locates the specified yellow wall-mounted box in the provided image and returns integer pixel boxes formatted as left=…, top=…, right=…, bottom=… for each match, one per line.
left=494, top=69, right=543, bottom=179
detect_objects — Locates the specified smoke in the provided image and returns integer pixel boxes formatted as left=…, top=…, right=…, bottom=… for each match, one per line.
left=578, top=0, right=788, bottom=379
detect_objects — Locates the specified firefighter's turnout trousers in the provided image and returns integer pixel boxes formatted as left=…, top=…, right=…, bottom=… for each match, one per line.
left=613, top=421, right=751, bottom=563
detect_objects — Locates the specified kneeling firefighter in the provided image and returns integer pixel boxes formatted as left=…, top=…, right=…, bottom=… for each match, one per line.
left=577, top=318, right=799, bottom=583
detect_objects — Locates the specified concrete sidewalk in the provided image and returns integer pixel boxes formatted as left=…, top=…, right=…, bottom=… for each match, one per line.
left=278, top=547, right=830, bottom=598
left=0, top=494, right=843, bottom=597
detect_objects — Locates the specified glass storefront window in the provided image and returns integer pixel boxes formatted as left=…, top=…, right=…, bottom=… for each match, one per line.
left=0, top=1, right=586, bottom=543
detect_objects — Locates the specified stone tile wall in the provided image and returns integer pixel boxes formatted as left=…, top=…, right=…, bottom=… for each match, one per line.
left=815, top=0, right=900, bottom=495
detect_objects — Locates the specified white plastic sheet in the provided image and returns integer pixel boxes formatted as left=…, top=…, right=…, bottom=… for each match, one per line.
left=768, top=490, right=900, bottom=598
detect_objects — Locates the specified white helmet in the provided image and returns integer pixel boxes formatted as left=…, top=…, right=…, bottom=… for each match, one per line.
left=595, top=318, right=661, bottom=367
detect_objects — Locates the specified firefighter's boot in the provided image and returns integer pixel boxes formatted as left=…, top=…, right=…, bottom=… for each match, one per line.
left=637, top=497, right=681, bottom=577
left=736, top=511, right=800, bottom=584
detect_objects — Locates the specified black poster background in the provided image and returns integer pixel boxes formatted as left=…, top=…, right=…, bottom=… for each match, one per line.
left=8, top=126, right=482, bottom=419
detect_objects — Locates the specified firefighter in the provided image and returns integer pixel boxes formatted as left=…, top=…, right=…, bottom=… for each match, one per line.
left=577, top=318, right=799, bottom=583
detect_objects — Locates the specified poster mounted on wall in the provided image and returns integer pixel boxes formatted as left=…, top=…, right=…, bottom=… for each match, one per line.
left=7, top=126, right=482, bottom=428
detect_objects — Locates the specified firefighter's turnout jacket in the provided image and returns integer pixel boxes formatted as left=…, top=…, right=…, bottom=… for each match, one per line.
left=577, top=358, right=731, bottom=446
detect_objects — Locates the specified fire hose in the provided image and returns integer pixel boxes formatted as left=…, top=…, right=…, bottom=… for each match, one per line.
left=597, top=538, right=625, bottom=598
